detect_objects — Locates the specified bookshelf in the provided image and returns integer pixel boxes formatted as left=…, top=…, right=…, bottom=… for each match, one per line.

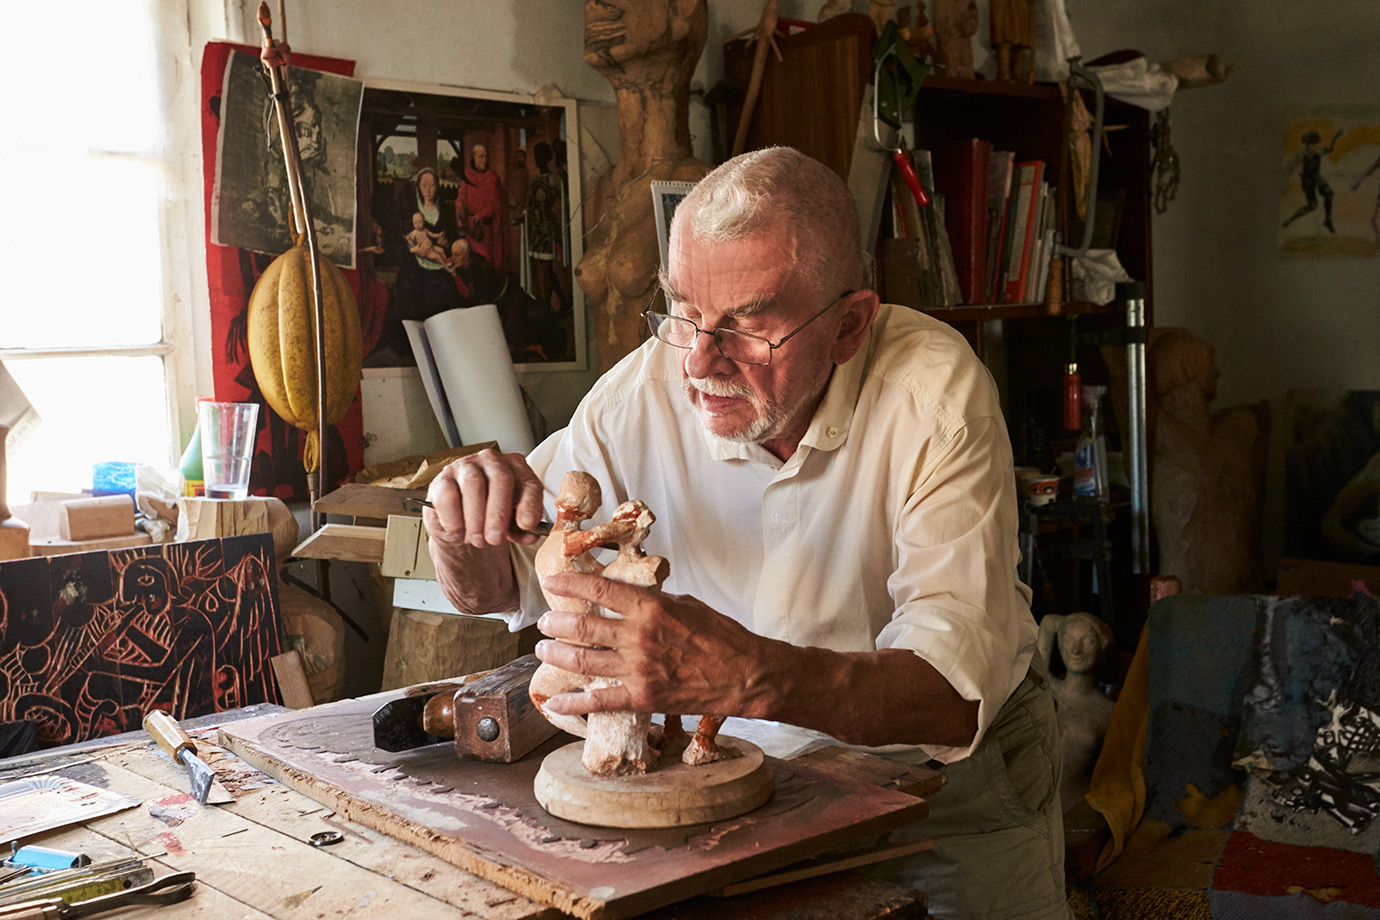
left=892, top=75, right=1155, bottom=632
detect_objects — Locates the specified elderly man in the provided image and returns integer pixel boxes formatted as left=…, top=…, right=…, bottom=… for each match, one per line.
left=424, top=147, right=1068, bottom=919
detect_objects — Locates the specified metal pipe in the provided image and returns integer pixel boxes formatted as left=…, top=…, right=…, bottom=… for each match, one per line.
left=1122, top=281, right=1150, bottom=573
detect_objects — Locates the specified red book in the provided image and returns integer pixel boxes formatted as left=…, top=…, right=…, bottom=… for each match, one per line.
left=931, top=139, right=993, bottom=305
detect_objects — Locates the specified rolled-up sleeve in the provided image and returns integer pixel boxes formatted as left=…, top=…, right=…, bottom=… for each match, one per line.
left=876, top=414, right=1035, bottom=762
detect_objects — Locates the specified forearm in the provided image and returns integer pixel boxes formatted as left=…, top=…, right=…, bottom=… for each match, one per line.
left=736, top=637, right=979, bottom=749
left=428, top=531, right=521, bottom=615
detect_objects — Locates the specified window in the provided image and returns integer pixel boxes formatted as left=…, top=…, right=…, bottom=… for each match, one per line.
left=0, top=1, right=200, bottom=506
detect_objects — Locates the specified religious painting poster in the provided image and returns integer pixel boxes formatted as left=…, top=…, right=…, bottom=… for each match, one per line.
left=1284, top=389, right=1380, bottom=564
left=1279, top=109, right=1380, bottom=257
left=213, top=49, right=364, bottom=269
left=359, top=79, right=586, bottom=371
left=0, top=534, right=282, bottom=748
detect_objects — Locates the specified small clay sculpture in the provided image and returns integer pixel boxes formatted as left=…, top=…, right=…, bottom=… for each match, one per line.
left=1039, top=612, right=1114, bottom=812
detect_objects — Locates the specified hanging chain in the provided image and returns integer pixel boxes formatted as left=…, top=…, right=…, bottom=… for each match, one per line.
left=1150, top=108, right=1181, bottom=214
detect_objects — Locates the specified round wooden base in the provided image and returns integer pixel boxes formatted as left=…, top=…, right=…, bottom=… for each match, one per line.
left=534, top=736, right=774, bottom=828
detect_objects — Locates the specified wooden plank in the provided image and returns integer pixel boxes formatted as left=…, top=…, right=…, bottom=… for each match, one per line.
left=292, top=524, right=386, bottom=563
left=793, top=747, right=946, bottom=800
left=270, top=650, right=316, bottom=709
left=219, top=695, right=933, bottom=920
left=30, top=532, right=152, bottom=556
left=315, top=483, right=426, bottom=521
left=709, top=839, right=932, bottom=897
left=50, top=752, right=549, bottom=920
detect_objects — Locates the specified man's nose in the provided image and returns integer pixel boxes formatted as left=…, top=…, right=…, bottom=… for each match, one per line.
left=684, top=328, right=730, bottom=378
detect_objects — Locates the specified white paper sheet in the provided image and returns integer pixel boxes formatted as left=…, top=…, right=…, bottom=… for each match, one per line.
left=410, top=305, right=535, bottom=455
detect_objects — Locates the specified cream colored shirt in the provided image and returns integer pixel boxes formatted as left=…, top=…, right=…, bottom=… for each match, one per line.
left=509, top=303, right=1037, bottom=762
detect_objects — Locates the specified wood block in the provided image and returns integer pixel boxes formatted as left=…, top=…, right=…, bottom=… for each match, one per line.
left=270, top=650, right=316, bottom=710
left=448, top=654, right=555, bottom=762
left=0, top=519, right=30, bottom=560
left=58, top=494, right=135, bottom=540
left=793, top=746, right=946, bottom=800
left=534, top=737, right=775, bottom=829
left=381, top=514, right=436, bottom=580
left=380, top=608, right=519, bottom=691
left=30, top=532, right=152, bottom=556
left=292, top=523, right=386, bottom=563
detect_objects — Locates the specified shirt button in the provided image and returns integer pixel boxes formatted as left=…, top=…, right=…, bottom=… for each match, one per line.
left=826, top=426, right=840, bottom=438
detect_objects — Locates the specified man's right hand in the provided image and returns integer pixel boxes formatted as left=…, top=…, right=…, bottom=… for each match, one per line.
left=423, top=449, right=546, bottom=616
left=425, top=448, right=546, bottom=548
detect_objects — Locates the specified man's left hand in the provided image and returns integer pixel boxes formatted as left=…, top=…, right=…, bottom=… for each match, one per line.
left=535, top=572, right=770, bottom=718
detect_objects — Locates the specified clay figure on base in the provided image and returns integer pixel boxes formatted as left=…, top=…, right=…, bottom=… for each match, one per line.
left=1039, top=612, right=1114, bottom=812
left=528, top=472, right=606, bottom=739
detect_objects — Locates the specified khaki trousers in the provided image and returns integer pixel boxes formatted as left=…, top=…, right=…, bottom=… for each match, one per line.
left=869, top=665, right=1072, bottom=919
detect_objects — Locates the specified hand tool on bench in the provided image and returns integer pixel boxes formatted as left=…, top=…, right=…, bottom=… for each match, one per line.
left=373, top=654, right=557, bottom=761
left=142, top=711, right=216, bottom=804
left=0, top=871, right=195, bottom=919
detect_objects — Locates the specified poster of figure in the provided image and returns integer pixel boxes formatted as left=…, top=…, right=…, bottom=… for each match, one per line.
left=1279, top=110, right=1380, bottom=257
left=1285, top=389, right=1380, bottom=563
left=213, top=50, right=364, bottom=268
left=360, top=80, right=585, bottom=370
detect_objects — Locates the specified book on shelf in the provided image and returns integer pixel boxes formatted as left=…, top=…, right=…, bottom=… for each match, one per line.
left=984, top=150, right=1015, bottom=304
left=930, top=138, right=993, bottom=305
left=1003, top=160, right=1045, bottom=304
left=909, top=148, right=962, bottom=309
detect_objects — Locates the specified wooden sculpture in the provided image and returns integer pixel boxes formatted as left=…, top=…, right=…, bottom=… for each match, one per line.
left=932, top=0, right=977, bottom=79
left=1149, top=329, right=1268, bottom=594
left=989, top=0, right=1036, bottom=83
left=575, top=0, right=712, bottom=374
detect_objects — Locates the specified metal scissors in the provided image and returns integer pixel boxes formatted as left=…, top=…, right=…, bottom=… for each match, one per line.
left=0, top=872, right=196, bottom=919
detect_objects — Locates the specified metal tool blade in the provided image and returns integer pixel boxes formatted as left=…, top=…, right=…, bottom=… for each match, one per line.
left=176, top=750, right=215, bottom=805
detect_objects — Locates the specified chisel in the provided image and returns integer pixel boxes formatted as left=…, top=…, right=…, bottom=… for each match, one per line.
left=141, top=711, right=215, bottom=804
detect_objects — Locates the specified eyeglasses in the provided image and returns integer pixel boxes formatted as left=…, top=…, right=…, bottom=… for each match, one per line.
left=643, top=290, right=855, bottom=366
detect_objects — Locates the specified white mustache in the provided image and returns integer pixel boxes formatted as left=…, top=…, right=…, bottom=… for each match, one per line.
left=687, top=377, right=754, bottom=400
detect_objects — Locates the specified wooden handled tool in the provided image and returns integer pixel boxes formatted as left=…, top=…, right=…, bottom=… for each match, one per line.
left=142, top=711, right=215, bottom=804
left=373, top=654, right=556, bottom=762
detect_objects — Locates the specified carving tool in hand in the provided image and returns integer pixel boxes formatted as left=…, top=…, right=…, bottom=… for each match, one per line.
left=141, top=711, right=215, bottom=804
left=406, top=500, right=616, bottom=549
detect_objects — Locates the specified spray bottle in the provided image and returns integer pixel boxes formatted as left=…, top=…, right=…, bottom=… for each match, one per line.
left=1073, top=385, right=1109, bottom=501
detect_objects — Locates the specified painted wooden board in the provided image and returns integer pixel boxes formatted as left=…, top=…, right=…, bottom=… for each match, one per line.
left=219, top=694, right=931, bottom=920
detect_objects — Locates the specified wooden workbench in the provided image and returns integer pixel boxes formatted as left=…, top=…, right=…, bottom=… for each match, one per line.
left=0, top=707, right=938, bottom=919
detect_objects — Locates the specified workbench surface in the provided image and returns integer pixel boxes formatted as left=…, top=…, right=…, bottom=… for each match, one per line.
left=0, top=707, right=935, bottom=919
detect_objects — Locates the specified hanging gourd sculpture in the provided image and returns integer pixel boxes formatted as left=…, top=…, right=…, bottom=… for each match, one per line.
left=247, top=2, right=361, bottom=493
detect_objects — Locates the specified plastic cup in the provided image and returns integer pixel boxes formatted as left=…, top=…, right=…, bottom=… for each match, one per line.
left=199, top=402, right=259, bottom=500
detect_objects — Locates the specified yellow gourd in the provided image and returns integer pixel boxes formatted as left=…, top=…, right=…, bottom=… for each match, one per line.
left=246, top=244, right=362, bottom=473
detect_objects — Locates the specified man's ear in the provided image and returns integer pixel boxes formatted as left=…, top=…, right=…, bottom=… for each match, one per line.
left=831, top=291, right=880, bottom=365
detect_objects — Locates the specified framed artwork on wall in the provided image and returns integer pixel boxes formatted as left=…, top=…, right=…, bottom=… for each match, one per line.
left=1279, top=109, right=1380, bottom=258
left=359, top=80, right=586, bottom=371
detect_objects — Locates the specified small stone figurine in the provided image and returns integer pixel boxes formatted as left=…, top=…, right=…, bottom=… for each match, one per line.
left=1039, top=612, right=1115, bottom=812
